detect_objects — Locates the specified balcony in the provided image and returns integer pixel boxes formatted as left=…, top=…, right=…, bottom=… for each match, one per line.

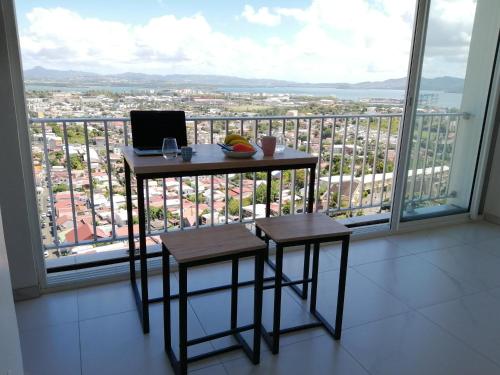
left=14, top=220, right=500, bottom=374
left=29, top=112, right=462, bottom=272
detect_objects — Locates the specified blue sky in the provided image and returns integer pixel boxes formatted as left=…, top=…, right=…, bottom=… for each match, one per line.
left=15, top=0, right=474, bottom=83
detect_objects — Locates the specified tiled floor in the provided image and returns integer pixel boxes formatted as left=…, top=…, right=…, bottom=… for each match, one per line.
left=16, top=221, right=500, bottom=374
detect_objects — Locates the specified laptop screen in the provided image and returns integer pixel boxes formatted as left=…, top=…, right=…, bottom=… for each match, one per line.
left=130, top=110, right=188, bottom=149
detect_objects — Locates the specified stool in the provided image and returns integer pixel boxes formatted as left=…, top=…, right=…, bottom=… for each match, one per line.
left=160, top=225, right=266, bottom=375
left=255, top=213, right=351, bottom=354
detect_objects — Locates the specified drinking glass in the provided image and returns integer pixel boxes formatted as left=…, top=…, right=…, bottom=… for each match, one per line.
left=162, top=137, right=178, bottom=160
left=275, top=134, right=286, bottom=153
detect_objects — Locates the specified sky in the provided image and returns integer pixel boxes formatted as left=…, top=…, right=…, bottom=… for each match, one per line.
left=15, top=0, right=476, bottom=83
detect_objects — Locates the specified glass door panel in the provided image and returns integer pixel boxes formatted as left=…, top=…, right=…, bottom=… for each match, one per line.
left=401, top=0, right=499, bottom=220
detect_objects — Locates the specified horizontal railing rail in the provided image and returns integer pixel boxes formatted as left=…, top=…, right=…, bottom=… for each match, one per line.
left=29, top=112, right=462, bottom=254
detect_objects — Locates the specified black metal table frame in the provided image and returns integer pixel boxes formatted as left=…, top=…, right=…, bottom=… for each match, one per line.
left=162, top=243, right=265, bottom=375
left=255, top=231, right=350, bottom=354
left=124, top=159, right=317, bottom=334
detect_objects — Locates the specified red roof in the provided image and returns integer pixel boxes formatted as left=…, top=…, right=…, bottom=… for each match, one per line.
left=65, top=223, right=109, bottom=243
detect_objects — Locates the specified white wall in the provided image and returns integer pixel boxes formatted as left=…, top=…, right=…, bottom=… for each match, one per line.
left=0, top=0, right=43, bottom=296
left=0, top=207, right=24, bottom=375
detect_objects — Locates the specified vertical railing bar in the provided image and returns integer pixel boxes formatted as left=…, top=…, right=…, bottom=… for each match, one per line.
left=179, top=179, right=184, bottom=229
left=380, top=116, right=393, bottom=206
left=326, top=117, right=336, bottom=214
left=62, top=121, right=79, bottom=244
left=145, top=180, right=151, bottom=235
left=252, top=120, right=258, bottom=221
left=83, top=121, right=97, bottom=241
left=348, top=117, right=359, bottom=209
left=291, top=119, right=299, bottom=214
left=315, top=118, right=324, bottom=212
left=239, top=120, right=244, bottom=222
left=428, top=116, right=443, bottom=199
left=445, top=115, right=459, bottom=197
left=103, top=120, right=116, bottom=240
left=410, top=115, right=425, bottom=203
left=268, top=119, right=272, bottom=136
left=225, top=120, right=229, bottom=224
left=359, top=117, right=370, bottom=209
left=194, top=120, right=199, bottom=228
left=418, top=115, right=433, bottom=200
left=338, top=118, right=348, bottom=210
left=303, top=118, right=312, bottom=213
left=279, top=119, right=285, bottom=215
left=162, top=178, right=168, bottom=231
left=124, top=120, right=129, bottom=146
left=41, top=121, right=60, bottom=249
left=438, top=116, right=451, bottom=198
left=370, top=117, right=381, bottom=207
left=210, top=120, right=215, bottom=226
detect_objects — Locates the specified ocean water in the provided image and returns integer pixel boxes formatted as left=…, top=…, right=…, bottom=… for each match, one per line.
left=25, top=84, right=462, bottom=109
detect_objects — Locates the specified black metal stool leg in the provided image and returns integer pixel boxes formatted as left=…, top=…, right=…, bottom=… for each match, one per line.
left=231, top=258, right=239, bottom=330
left=310, top=243, right=320, bottom=313
left=334, top=236, right=350, bottom=340
left=178, top=265, right=188, bottom=375
left=162, top=244, right=171, bottom=352
left=253, top=252, right=264, bottom=364
left=302, top=244, right=311, bottom=299
left=272, top=244, right=283, bottom=354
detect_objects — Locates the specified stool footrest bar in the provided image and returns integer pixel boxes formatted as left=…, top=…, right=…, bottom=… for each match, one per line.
left=187, top=324, right=255, bottom=346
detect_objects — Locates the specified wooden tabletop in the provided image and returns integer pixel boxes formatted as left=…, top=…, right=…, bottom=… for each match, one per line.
left=122, top=144, right=317, bottom=175
left=160, top=224, right=266, bottom=263
left=255, top=213, right=351, bottom=244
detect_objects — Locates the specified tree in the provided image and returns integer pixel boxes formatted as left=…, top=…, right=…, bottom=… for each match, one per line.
left=53, top=183, right=69, bottom=193
left=282, top=201, right=291, bottom=215
left=70, top=154, right=84, bottom=170
left=227, top=198, right=240, bottom=216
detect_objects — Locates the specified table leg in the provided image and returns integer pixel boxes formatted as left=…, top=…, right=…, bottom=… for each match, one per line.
left=162, top=244, right=171, bottom=351
left=334, top=236, right=350, bottom=340
left=272, top=244, right=283, bottom=354
left=253, top=252, right=264, bottom=364
left=302, top=244, right=311, bottom=299
left=137, top=177, right=150, bottom=334
left=178, top=265, right=188, bottom=375
left=231, top=258, right=239, bottom=330
left=124, top=161, right=135, bottom=283
left=307, top=165, right=315, bottom=213
left=265, top=171, right=272, bottom=217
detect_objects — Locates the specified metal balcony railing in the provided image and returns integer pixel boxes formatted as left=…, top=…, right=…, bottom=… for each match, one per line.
left=29, top=112, right=460, bottom=255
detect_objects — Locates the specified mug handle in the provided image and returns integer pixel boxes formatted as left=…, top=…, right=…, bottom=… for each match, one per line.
left=255, top=138, right=263, bottom=150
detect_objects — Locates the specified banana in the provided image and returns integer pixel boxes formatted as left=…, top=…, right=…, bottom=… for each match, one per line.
left=224, top=133, right=247, bottom=144
left=228, top=139, right=251, bottom=146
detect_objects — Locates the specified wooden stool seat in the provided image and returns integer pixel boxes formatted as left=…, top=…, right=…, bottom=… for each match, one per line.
left=160, top=224, right=266, bottom=263
left=255, top=213, right=351, bottom=244
left=161, top=224, right=266, bottom=374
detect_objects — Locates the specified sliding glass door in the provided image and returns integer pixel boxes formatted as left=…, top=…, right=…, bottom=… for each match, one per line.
left=399, top=0, right=500, bottom=221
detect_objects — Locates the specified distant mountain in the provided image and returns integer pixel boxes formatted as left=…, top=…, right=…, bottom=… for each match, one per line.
left=24, top=66, right=465, bottom=93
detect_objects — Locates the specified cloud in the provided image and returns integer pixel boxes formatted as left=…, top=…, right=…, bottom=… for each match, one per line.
left=19, top=1, right=476, bottom=82
left=241, top=5, right=281, bottom=26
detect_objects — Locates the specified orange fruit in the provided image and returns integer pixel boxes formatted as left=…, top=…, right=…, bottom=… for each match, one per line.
left=233, top=143, right=255, bottom=152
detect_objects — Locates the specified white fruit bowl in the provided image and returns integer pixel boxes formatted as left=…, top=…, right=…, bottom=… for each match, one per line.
left=221, top=148, right=257, bottom=159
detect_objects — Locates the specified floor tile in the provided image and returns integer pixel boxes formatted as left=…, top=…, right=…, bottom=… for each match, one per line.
left=20, top=322, right=81, bottom=375
left=79, top=305, right=217, bottom=375
left=295, top=268, right=410, bottom=330
left=77, top=280, right=137, bottom=321
left=330, top=237, right=413, bottom=266
left=418, top=244, right=500, bottom=290
left=223, top=334, right=369, bottom=375
left=16, top=290, right=78, bottom=331
left=354, top=255, right=478, bottom=308
left=420, top=291, right=500, bottom=366
left=342, top=311, right=500, bottom=375
left=387, top=229, right=461, bottom=254
left=439, top=222, right=500, bottom=244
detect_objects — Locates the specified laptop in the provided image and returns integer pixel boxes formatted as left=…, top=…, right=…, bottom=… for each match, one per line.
left=130, top=110, right=188, bottom=156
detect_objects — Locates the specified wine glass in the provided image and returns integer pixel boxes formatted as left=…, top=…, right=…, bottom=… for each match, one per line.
left=162, top=138, right=178, bottom=160
left=275, top=134, right=286, bottom=153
